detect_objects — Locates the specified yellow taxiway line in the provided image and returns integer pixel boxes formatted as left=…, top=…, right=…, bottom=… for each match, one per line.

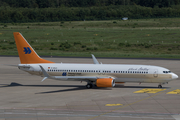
left=134, top=89, right=166, bottom=93
left=88, top=88, right=174, bottom=120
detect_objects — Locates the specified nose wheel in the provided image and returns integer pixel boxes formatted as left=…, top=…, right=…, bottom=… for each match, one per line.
left=158, top=85, right=162, bottom=88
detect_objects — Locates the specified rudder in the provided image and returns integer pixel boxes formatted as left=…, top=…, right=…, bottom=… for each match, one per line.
left=13, top=32, right=54, bottom=64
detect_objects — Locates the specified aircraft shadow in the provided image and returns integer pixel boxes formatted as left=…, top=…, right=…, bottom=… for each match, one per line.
left=0, top=82, right=87, bottom=94
left=0, top=82, right=171, bottom=94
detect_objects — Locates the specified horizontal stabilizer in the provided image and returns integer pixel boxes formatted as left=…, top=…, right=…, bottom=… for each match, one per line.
left=39, top=65, right=49, bottom=77
left=41, top=77, right=48, bottom=82
left=39, top=65, right=50, bottom=82
left=4, top=64, right=19, bottom=67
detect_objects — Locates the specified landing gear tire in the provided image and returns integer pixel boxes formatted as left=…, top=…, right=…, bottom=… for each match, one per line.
left=158, top=85, right=162, bottom=88
left=86, top=84, right=93, bottom=89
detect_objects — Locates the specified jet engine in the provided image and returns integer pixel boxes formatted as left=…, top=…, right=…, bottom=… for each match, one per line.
left=96, top=78, right=115, bottom=87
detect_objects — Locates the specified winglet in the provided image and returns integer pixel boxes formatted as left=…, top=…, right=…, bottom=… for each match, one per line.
left=91, top=54, right=99, bottom=64
left=39, top=65, right=50, bottom=82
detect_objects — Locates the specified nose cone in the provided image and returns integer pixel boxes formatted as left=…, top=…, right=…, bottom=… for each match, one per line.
left=172, top=73, right=178, bottom=79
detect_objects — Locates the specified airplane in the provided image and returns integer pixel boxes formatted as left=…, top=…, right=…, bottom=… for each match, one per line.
left=13, top=32, right=178, bottom=89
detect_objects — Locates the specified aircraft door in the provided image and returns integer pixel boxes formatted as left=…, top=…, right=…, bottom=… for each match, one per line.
left=153, top=69, right=158, bottom=78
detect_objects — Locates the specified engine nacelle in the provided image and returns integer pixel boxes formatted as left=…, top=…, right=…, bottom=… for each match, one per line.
left=96, top=78, right=115, bottom=87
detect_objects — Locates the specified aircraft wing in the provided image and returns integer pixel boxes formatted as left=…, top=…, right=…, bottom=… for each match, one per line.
left=53, top=76, right=111, bottom=81
left=39, top=65, right=113, bottom=82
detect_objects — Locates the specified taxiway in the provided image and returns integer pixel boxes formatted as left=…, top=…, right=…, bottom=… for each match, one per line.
left=0, top=57, right=180, bottom=120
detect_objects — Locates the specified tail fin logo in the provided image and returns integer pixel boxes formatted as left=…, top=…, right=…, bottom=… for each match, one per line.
left=23, top=47, right=31, bottom=54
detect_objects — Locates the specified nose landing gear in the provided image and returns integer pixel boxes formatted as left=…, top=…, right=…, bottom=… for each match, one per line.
left=158, top=82, right=168, bottom=88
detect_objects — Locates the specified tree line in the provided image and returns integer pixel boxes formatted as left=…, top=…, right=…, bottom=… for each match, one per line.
left=0, top=0, right=180, bottom=8
left=1, top=5, right=180, bottom=23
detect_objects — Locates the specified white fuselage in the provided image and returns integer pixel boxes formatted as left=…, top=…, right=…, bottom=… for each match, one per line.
left=18, top=63, right=178, bottom=84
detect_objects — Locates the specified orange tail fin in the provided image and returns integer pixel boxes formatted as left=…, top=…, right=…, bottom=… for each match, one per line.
left=13, top=32, right=54, bottom=64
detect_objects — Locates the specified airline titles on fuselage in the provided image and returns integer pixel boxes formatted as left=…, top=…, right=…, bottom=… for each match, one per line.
left=128, top=67, right=149, bottom=71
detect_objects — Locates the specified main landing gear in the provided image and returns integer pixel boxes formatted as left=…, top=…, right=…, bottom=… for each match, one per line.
left=86, top=81, right=94, bottom=89
left=158, top=85, right=162, bottom=88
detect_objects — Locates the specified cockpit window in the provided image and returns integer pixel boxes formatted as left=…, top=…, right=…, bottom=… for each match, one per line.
left=163, top=71, right=171, bottom=74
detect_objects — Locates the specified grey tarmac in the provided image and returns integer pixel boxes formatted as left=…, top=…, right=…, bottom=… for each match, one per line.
left=0, top=57, right=180, bottom=120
